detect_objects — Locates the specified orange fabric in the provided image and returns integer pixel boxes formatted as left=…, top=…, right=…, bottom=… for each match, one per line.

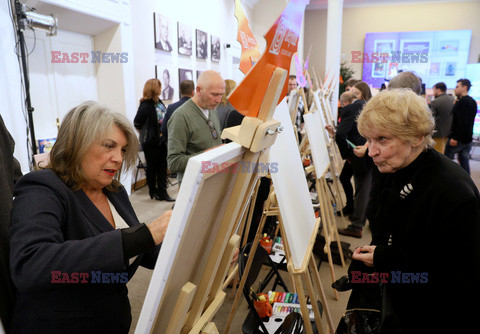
left=229, top=0, right=309, bottom=117
left=234, top=0, right=261, bottom=75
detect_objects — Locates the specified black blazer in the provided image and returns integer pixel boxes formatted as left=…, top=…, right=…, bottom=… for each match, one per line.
left=9, top=169, right=159, bottom=333
left=162, top=96, right=190, bottom=139
left=335, top=100, right=372, bottom=175
left=134, top=99, right=166, bottom=146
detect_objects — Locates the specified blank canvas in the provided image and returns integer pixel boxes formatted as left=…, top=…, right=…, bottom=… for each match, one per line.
left=304, top=111, right=330, bottom=177
left=136, top=143, right=245, bottom=333
left=269, top=99, right=316, bottom=270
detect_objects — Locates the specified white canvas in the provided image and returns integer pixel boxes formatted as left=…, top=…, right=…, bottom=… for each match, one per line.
left=136, top=142, right=245, bottom=333
left=304, top=111, right=330, bottom=177
left=269, top=99, right=316, bottom=270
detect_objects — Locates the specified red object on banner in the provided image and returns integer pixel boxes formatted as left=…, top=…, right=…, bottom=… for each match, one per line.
left=229, top=0, right=309, bottom=118
left=234, top=0, right=261, bottom=75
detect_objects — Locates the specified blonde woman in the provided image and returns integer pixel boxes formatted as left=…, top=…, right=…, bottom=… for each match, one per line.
left=217, top=79, right=243, bottom=130
left=352, top=89, right=480, bottom=333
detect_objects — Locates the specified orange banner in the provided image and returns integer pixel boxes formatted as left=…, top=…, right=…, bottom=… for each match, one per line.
left=229, top=0, right=309, bottom=117
left=234, top=0, right=261, bottom=74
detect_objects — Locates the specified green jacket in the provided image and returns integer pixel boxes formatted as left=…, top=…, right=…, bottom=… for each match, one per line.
left=167, top=99, right=222, bottom=183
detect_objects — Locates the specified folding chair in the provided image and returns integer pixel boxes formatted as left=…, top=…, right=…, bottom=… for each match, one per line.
left=134, top=152, right=147, bottom=191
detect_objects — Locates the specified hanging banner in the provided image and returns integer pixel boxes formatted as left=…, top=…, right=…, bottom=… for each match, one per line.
left=234, top=0, right=261, bottom=74
left=229, top=0, right=309, bottom=117
left=294, top=54, right=307, bottom=88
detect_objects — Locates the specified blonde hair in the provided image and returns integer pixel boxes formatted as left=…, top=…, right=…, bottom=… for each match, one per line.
left=357, top=89, right=434, bottom=149
left=340, top=91, right=355, bottom=105
left=221, top=79, right=237, bottom=105
left=47, top=101, right=139, bottom=191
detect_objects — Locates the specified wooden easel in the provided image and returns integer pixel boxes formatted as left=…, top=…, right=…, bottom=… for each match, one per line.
left=310, top=89, right=346, bottom=218
left=224, top=179, right=335, bottom=334
left=148, top=67, right=286, bottom=334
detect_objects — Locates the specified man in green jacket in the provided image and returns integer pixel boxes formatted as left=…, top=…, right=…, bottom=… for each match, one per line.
left=167, top=70, right=224, bottom=185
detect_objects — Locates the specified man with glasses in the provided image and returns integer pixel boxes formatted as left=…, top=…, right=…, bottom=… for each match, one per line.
left=167, top=70, right=224, bottom=185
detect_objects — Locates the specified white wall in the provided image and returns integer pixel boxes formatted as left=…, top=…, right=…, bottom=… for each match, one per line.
left=131, top=0, right=255, bottom=107
left=305, top=1, right=480, bottom=81
left=1, top=0, right=30, bottom=173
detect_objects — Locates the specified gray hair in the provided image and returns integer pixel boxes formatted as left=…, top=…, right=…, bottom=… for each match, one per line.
left=47, top=101, right=138, bottom=191
left=388, top=71, right=422, bottom=95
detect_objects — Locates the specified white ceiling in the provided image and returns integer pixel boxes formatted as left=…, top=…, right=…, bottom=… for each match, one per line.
left=242, top=0, right=478, bottom=10
left=307, top=0, right=478, bottom=10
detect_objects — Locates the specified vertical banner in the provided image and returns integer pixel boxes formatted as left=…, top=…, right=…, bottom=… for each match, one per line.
left=234, top=0, right=261, bottom=74
left=229, top=0, right=310, bottom=117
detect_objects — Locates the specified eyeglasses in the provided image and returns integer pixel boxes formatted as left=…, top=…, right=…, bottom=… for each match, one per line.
left=207, top=120, right=218, bottom=139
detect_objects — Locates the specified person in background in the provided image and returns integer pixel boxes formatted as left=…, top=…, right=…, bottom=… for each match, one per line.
left=444, top=78, right=478, bottom=175
left=327, top=81, right=373, bottom=238
left=334, top=91, right=356, bottom=218
left=167, top=70, right=224, bottom=186
left=162, top=80, right=195, bottom=140
left=287, top=75, right=305, bottom=141
left=352, top=89, right=480, bottom=333
left=0, top=114, right=22, bottom=333
left=430, top=82, right=454, bottom=153
left=9, top=101, right=172, bottom=333
left=217, top=79, right=242, bottom=131
left=388, top=71, right=422, bottom=95
left=134, top=78, right=174, bottom=202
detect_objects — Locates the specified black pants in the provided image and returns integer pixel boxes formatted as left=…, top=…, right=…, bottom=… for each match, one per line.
left=339, top=161, right=354, bottom=208
left=143, top=142, right=167, bottom=195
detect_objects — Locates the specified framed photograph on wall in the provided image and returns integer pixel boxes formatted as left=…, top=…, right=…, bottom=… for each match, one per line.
left=196, top=70, right=204, bottom=80
left=154, top=13, right=173, bottom=52
left=179, top=68, right=193, bottom=98
left=196, top=29, right=208, bottom=60
left=211, top=35, right=220, bottom=62
left=177, top=22, right=193, bottom=56
left=156, top=65, right=175, bottom=101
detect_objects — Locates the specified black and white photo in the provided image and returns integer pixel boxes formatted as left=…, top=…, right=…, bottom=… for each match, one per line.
left=196, top=29, right=208, bottom=59
left=154, top=13, right=172, bottom=52
left=177, top=22, right=193, bottom=56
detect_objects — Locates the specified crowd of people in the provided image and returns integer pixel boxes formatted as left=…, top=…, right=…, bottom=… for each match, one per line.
left=0, top=68, right=479, bottom=333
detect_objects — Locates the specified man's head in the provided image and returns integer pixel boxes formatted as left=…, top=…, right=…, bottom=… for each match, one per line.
left=193, top=70, right=225, bottom=110
left=454, top=79, right=471, bottom=98
left=288, top=75, right=297, bottom=94
left=433, top=82, right=447, bottom=98
left=339, top=92, right=355, bottom=107
left=163, top=70, right=170, bottom=86
left=180, top=80, right=195, bottom=97
left=388, top=71, right=422, bottom=95
left=159, top=16, right=169, bottom=43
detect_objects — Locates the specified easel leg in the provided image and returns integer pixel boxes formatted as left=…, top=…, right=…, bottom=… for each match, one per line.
left=309, top=256, right=334, bottom=333
left=290, top=268, right=314, bottom=334
left=305, top=268, right=325, bottom=334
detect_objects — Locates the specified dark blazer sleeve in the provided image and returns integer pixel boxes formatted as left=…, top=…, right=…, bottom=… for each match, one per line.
left=335, top=105, right=356, bottom=159
left=134, top=101, right=149, bottom=130
left=162, top=104, right=175, bottom=138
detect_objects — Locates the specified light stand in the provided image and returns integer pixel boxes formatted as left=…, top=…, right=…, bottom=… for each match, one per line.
left=14, top=0, right=57, bottom=166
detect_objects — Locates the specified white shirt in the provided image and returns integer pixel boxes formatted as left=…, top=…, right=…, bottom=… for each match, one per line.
left=107, top=199, right=137, bottom=264
left=199, top=107, right=209, bottom=119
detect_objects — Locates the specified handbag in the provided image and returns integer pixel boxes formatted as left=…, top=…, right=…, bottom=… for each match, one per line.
left=333, top=260, right=382, bottom=334
left=335, top=308, right=380, bottom=334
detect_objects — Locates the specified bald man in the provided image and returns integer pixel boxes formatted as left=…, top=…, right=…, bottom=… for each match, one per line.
left=167, top=70, right=224, bottom=185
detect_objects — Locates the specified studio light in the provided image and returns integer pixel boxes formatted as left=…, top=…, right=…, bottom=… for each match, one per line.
left=15, top=2, right=58, bottom=36
left=13, top=1, right=58, bottom=167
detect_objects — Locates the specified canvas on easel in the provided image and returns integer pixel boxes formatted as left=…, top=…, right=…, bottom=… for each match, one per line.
left=304, top=110, right=346, bottom=300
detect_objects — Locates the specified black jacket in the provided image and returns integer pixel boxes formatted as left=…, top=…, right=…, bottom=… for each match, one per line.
left=448, top=95, right=477, bottom=143
left=134, top=99, right=166, bottom=146
left=0, top=115, right=22, bottom=332
left=367, top=149, right=480, bottom=333
left=335, top=100, right=372, bottom=174
left=9, top=170, right=159, bottom=333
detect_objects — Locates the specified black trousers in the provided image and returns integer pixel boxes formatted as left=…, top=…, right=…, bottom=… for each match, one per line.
left=143, top=142, right=167, bottom=195
left=339, top=161, right=354, bottom=208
